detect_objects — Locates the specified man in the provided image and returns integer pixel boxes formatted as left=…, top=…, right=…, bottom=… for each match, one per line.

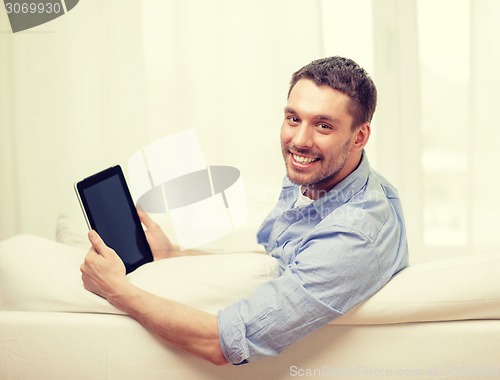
left=80, top=56, right=409, bottom=365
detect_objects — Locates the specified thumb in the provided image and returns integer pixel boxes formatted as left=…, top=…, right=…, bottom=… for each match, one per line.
left=88, top=230, right=110, bottom=256
left=137, top=209, right=155, bottom=229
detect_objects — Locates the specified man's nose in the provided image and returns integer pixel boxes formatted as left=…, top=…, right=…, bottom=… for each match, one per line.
left=292, top=124, right=313, bottom=149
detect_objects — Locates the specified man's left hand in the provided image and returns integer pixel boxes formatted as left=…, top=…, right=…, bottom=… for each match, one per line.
left=80, top=230, right=127, bottom=300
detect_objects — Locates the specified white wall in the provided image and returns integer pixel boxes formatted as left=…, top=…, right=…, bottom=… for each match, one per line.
left=1, top=0, right=499, bottom=262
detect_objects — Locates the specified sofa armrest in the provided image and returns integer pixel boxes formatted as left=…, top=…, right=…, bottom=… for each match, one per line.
left=333, top=253, right=500, bottom=325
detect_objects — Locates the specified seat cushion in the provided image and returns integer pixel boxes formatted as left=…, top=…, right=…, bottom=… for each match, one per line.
left=0, top=234, right=279, bottom=315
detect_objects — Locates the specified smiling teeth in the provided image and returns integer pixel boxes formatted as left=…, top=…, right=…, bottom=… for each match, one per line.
left=293, top=154, right=318, bottom=164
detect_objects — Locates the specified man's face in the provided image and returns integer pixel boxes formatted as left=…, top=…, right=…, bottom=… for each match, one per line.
left=280, top=79, right=361, bottom=198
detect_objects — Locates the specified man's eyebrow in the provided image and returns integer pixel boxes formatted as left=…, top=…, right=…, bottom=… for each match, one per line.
left=315, top=114, right=341, bottom=124
left=284, top=107, right=340, bottom=124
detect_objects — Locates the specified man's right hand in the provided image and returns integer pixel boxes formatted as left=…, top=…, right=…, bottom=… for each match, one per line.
left=137, top=209, right=178, bottom=260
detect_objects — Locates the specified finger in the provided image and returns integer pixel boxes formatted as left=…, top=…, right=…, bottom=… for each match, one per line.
left=137, top=208, right=149, bottom=223
left=88, top=230, right=110, bottom=257
left=80, top=249, right=98, bottom=278
left=137, top=209, right=156, bottom=229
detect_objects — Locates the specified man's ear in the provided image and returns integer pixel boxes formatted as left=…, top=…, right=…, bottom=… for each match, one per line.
left=353, top=122, right=370, bottom=150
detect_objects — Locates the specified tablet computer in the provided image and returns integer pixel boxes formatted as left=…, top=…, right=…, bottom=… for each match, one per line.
left=75, top=165, right=153, bottom=273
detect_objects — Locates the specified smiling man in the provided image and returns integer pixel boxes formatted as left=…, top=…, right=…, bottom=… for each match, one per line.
left=282, top=59, right=374, bottom=200
left=81, top=56, right=409, bottom=366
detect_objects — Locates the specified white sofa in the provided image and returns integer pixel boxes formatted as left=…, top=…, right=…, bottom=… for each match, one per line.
left=1, top=234, right=500, bottom=380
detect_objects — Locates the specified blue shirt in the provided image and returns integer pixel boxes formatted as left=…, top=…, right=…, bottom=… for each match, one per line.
left=217, top=152, right=409, bottom=364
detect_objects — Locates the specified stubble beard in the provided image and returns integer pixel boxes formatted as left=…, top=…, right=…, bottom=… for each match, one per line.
left=282, top=138, right=352, bottom=191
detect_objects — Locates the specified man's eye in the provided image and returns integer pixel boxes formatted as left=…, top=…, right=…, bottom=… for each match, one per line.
left=287, top=116, right=300, bottom=124
left=318, top=123, right=332, bottom=130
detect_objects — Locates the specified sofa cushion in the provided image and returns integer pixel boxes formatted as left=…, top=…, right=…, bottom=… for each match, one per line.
left=2, top=234, right=500, bottom=324
left=0, top=234, right=279, bottom=315
left=334, top=252, right=500, bottom=325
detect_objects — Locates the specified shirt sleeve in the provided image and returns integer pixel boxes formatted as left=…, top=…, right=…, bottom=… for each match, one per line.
left=217, top=226, right=385, bottom=364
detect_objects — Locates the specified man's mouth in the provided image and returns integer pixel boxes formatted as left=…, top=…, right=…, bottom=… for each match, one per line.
left=293, top=154, right=318, bottom=164
left=291, top=152, right=320, bottom=167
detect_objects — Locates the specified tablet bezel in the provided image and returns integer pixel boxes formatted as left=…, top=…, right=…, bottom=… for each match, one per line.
left=74, top=165, right=153, bottom=273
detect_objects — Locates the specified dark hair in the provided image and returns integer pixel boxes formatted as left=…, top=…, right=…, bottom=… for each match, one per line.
left=288, top=56, right=377, bottom=129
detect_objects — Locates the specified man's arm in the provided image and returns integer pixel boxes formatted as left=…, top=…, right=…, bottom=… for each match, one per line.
left=80, top=230, right=228, bottom=366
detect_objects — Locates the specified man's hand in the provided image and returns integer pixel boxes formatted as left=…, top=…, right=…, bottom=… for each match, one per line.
left=137, top=209, right=179, bottom=260
left=80, top=230, right=128, bottom=299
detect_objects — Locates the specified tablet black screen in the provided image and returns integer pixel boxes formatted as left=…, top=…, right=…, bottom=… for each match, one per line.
left=76, top=166, right=153, bottom=273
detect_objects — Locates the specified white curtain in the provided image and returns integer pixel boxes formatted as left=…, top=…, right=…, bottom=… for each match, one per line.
left=0, top=0, right=149, bottom=240
left=1, top=0, right=499, bottom=263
